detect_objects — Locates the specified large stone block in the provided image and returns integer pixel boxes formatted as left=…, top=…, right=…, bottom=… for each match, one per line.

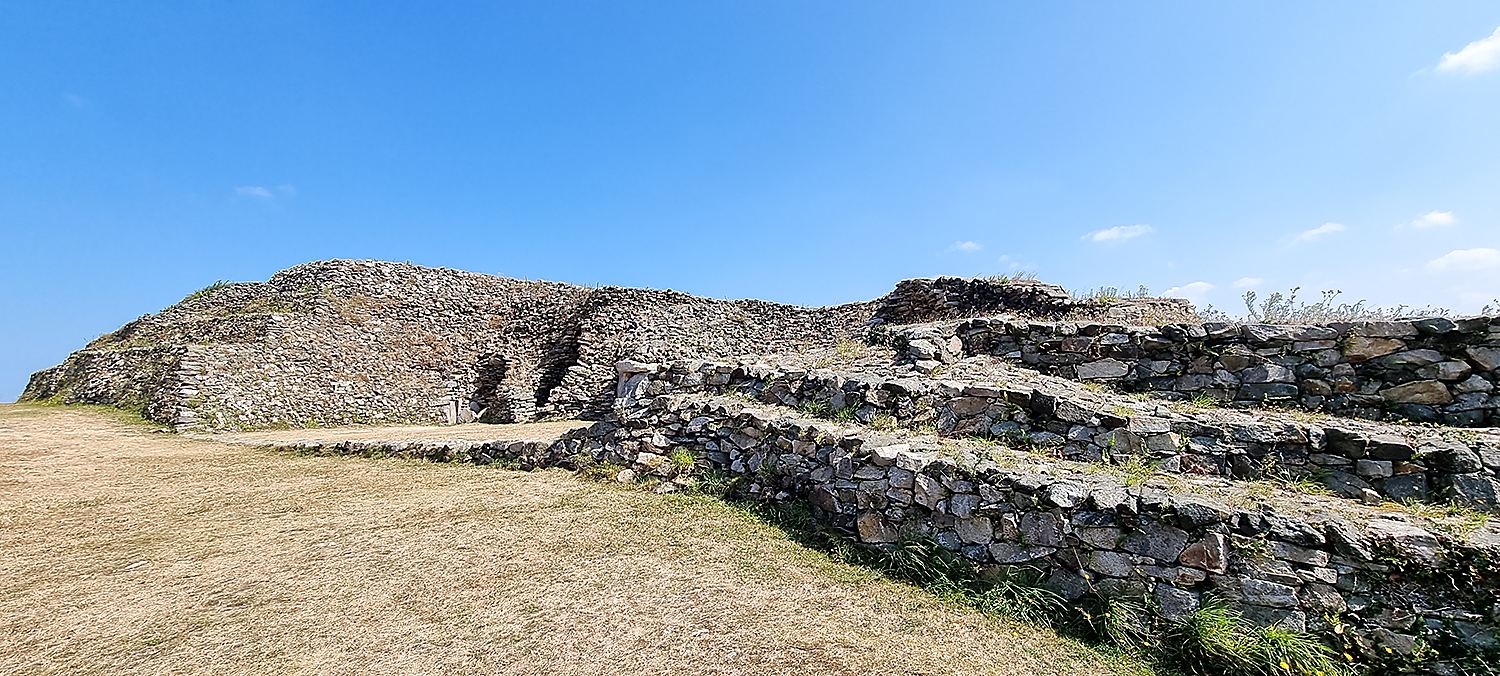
left=856, top=512, right=899, bottom=543
left=1077, top=358, right=1130, bottom=380
left=1343, top=335, right=1405, bottom=362
left=1120, top=521, right=1190, bottom=563
left=1382, top=380, right=1453, bottom=405
left=1467, top=346, right=1500, bottom=372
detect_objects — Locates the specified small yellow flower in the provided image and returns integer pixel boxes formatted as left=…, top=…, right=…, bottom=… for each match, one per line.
left=1281, top=661, right=1290, bottom=670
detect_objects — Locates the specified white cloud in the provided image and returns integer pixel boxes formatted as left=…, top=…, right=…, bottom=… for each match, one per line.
left=1438, top=26, right=1500, bottom=75
left=1293, top=222, right=1346, bottom=243
left=1406, top=211, right=1455, bottom=228
left=1162, top=281, right=1215, bottom=305
left=951, top=241, right=983, bottom=252
left=1427, top=248, right=1500, bottom=272
left=275, top=184, right=297, bottom=196
left=63, top=93, right=84, bottom=108
left=1232, top=277, right=1264, bottom=289
left=1085, top=224, right=1153, bottom=242
left=236, top=186, right=274, bottom=199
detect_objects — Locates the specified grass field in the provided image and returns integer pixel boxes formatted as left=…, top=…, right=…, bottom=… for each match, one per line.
left=0, top=404, right=1150, bottom=676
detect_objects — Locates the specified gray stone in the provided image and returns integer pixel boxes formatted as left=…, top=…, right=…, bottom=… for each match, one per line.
left=1438, top=473, right=1499, bottom=508
left=1421, top=441, right=1483, bottom=474
left=1380, top=349, right=1445, bottom=367
left=1155, top=585, right=1201, bottom=620
left=1414, top=317, right=1458, bottom=334
left=1355, top=459, right=1393, bottom=478
left=1418, top=360, right=1474, bottom=382
left=1267, top=541, right=1330, bottom=567
left=856, top=512, right=899, bottom=543
left=1343, top=335, right=1405, bottom=362
left=1077, top=359, right=1130, bottom=380
left=946, top=397, right=989, bottom=417
left=1093, top=578, right=1149, bottom=599
left=1042, top=569, right=1092, bottom=600
left=1361, top=321, right=1418, bottom=338
left=1368, top=435, right=1415, bottom=461
left=1171, top=495, right=1232, bottom=529
left=949, top=493, right=979, bottom=518
left=1043, top=481, right=1089, bottom=508
left=1379, top=473, right=1430, bottom=502
left=1075, top=526, right=1123, bottom=549
left=1366, top=519, right=1444, bottom=564
left=956, top=517, right=994, bottom=545
left=1239, top=577, right=1300, bottom=608
left=1241, top=606, right=1307, bottom=632
left=1382, top=380, right=1453, bottom=405
left=1467, top=346, right=1500, bottom=372
left=1120, top=522, right=1190, bottom=563
left=869, top=443, right=909, bottom=466
left=988, top=542, right=1056, bottom=564
left=1019, top=512, right=1068, bottom=548
left=1236, top=383, right=1300, bottom=401
left=1456, top=375, right=1495, bottom=394
left=1086, top=550, right=1135, bottom=578
left=914, top=474, right=947, bottom=509
left=1321, top=469, right=1371, bottom=499
left=1299, top=582, right=1347, bottom=614
left=1089, top=484, right=1136, bottom=514
left=1241, top=364, right=1296, bottom=383
left=1372, top=628, right=1419, bottom=656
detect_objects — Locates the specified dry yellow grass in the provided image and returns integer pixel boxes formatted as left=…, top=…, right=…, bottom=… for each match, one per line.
left=0, top=404, right=1150, bottom=676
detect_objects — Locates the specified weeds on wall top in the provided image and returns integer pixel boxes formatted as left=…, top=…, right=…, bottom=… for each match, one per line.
left=1202, top=287, right=1470, bottom=325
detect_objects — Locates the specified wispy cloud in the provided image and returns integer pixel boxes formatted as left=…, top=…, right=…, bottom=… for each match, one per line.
left=1163, top=281, right=1214, bottom=305
left=1404, top=211, right=1455, bottom=228
left=1293, top=222, right=1346, bottom=243
left=1084, top=224, right=1153, bottom=242
left=1427, top=248, right=1500, bottom=272
left=63, top=93, right=84, bottom=108
left=1232, top=277, right=1263, bottom=289
left=950, top=241, right=982, bottom=252
left=1438, top=26, right=1500, bottom=75
left=235, top=185, right=296, bottom=200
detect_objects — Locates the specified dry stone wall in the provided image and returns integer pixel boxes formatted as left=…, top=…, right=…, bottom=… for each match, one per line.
left=874, top=277, right=1201, bottom=326
left=23, top=260, right=873, bottom=430
left=247, top=389, right=1500, bottom=672
left=617, top=358, right=1500, bottom=511
left=880, top=316, right=1500, bottom=428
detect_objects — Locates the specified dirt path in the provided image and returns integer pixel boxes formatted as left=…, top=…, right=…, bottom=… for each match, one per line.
left=0, top=404, right=1147, bottom=676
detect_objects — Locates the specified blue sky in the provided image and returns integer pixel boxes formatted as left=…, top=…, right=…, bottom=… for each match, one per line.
left=3, top=2, right=1499, bottom=400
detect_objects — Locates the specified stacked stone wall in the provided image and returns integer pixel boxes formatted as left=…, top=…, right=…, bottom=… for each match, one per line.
left=873, top=277, right=1200, bottom=325
left=250, top=389, right=1500, bottom=671
left=22, top=260, right=873, bottom=430
left=616, top=358, right=1500, bottom=511
left=880, top=317, right=1500, bottom=428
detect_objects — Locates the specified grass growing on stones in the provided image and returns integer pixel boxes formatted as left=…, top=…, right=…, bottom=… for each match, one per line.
left=1396, top=499, right=1493, bottom=537
left=1161, top=599, right=1353, bottom=676
left=721, top=499, right=1350, bottom=676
